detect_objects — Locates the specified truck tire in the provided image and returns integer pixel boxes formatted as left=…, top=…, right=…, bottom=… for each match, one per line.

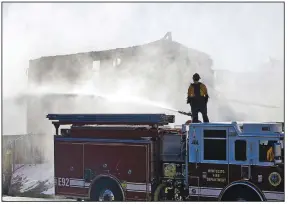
left=90, top=178, right=124, bottom=201
left=220, top=184, right=263, bottom=201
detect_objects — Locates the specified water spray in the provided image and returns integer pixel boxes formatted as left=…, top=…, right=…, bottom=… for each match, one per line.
left=16, top=87, right=194, bottom=118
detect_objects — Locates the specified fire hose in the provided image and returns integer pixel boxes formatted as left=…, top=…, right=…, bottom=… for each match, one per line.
left=177, top=111, right=192, bottom=117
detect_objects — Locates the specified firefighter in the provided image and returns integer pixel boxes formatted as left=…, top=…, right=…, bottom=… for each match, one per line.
left=267, top=146, right=274, bottom=161
left=187, top=73, right=209, bottom=123
left=267, top=141, right=275, bottom=162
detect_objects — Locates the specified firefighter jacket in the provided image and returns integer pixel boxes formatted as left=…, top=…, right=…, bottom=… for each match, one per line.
left=187, top=82, right=209, bottom=104
left=188, top=82, right=208, bottom=97
left=267, top=147, right=274, bottom=162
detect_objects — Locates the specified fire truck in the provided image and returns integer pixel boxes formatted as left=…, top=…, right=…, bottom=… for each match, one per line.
left=47, top=113, right=284, bottom=201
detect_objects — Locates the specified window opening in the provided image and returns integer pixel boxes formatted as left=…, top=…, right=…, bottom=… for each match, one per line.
left=235, top=140, right=247, bottom=161
left=259, top=140, right=277, bottom=162
left=204, top=130, right=227, bottom=161
left=92, top=61, right=100, bottom=72
left=113, top=58, right=121, bottom=67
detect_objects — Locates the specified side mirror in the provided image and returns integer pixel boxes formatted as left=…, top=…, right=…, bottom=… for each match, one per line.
left=273, top=142, right=282, bottom=164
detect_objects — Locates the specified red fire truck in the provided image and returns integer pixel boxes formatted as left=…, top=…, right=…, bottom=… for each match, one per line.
left=47, top=113, right=284, bottom=201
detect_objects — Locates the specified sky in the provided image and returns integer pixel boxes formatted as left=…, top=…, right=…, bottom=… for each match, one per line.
left=2, top=2, right=284, bottom=135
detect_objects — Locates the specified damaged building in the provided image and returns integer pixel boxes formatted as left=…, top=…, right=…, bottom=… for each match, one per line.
left=27, top=32, right=215, bottom=134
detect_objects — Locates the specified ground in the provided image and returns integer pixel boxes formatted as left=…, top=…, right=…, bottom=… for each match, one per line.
left=2, top=196, right=75, bottom=201
left=8, top=163, right=54, bottom=197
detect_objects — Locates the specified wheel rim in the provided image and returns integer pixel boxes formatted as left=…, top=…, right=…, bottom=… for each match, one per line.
left=99, top=189, right=115, bottom=201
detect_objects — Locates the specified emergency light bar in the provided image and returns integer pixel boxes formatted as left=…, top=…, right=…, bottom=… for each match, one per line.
left=46, top=113, right=175, bottom=126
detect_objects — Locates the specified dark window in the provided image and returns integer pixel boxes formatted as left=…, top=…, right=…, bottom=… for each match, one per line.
left=235, top=140, right=247, bottom=161
left=259, top=140, right=277, bottom=162
left=204, top=130, right=226, bottom=138
left=262, top=126, right=270, bottom=131
left=204, top=139, right=226, bottom=160
left=203, top=129, right=227, bottom=161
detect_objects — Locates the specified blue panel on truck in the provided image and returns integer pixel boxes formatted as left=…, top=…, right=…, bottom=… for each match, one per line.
left=47, top=113, right=175, bottom=125
left=188, top=125, right=201, bottom=163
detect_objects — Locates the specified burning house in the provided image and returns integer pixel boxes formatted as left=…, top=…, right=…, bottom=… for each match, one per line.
left=27, top=32, right=215, bottom=134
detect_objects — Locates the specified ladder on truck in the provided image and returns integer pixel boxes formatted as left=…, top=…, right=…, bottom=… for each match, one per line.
left=46, top=113, right=175, bottom=134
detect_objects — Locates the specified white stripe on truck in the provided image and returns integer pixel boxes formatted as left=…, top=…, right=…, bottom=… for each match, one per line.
left=55, top=178, right=151, bottom=192
left=56, top=178, right=283, bottom=201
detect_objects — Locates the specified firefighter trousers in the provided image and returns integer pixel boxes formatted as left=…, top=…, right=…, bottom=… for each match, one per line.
left=190, top=102, right=209, bottom=123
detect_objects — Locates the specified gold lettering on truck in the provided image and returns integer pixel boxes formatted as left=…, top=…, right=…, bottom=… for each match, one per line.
left=206, top=169, right=226, bottom=183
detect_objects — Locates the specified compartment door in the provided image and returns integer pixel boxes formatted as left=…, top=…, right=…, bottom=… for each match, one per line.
left=83, top=142, right=151, bottom=201
left=54, top=142, right=84, bottom=195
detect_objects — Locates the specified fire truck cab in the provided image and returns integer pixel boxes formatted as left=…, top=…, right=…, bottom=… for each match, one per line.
left=47, top=114, right=284, bottom=201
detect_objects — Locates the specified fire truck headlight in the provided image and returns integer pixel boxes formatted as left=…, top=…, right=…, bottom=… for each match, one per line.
left=163, top=163, right=176, bottom=178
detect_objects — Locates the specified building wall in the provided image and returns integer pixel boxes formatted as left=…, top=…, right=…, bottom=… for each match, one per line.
left=27, top=39, right=215, bottom=133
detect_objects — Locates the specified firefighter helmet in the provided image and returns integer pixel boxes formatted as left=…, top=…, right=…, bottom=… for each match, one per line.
left=193, top=73, right=201, bottom=81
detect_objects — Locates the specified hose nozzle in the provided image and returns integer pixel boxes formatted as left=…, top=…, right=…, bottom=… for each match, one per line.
left=178, top=111, right=192, bottom=117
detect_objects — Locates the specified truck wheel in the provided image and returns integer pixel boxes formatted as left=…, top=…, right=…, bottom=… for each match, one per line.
left=90, top=178, right=124, bottom=201
left=220, top=185, right=263, bottom=201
